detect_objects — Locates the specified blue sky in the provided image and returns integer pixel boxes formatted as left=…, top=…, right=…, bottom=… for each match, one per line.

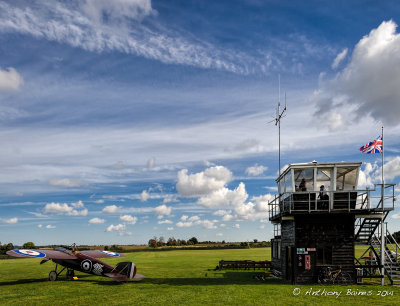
left=1, top=0, right=400, bottom=245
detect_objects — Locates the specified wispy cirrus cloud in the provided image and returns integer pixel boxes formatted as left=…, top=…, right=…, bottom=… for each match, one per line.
left=0, top=0, right=262, bottom=74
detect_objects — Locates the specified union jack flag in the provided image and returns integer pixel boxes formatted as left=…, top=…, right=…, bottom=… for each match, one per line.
left=360, top=136, right=383, bottom=154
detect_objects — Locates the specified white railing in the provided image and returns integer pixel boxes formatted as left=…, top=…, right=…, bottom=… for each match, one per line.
left=269, top=184, right=395, bottom=219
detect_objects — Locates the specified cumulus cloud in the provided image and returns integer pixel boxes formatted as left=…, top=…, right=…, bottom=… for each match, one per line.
left=158, top=219, right=173, bottom=224
left=102, top=205, right=121, bottom=214
left=89, top=217, right=105, bottom=224
left=358, top=162, right=376, bottom=187
left=106, top=223, right=128, bottom=235
left=383, top=157, right=400, bottom=180
left=95, top=199, right=105, bottom=204
left=167, top=227, right=174, bottom=231
left=38, top=224, right=42, bottom=228
left=49, top=178, right=87, bottom=187
left=216, top=233, right=223, bottom=237
left=213, top=210, right=231, bottom=216
left=176, top=217, right=217, bottom=229
left=176, top=166, right=233, bottom=197
left=314, top=20, right=400, bottom=126
left=233, top=224, right=240, bottom=229
left=180, top=215, right=188, bottom=221
left=331, top=48, right=348, bottom=69
left=46, top=224, right=56, bottom=229
left=3, top=217, right=18, bottom=224
left=0, top=67, right=23, bottom=91
left=120, top=215, right=137, bottom=224
left=44, top=201, right=88, bottom=216
left=245, top=164, right=267, bottom=176
left=198, top=182, right=248, bottom=208
left=140, top=190, right=150, bottom=202
left=153, top=204, right=171, bottom=216
left=177, top=165, right=273, bottom=222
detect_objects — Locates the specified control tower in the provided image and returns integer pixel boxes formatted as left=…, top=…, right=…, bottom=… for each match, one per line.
left=268, top=161, right=398, bottom=284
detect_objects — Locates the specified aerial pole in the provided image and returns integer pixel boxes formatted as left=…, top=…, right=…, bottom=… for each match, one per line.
left=274, top=75, right=287, bottom=183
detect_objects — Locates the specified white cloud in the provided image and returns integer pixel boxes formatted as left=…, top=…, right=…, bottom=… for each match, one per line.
left=358, top=162, right=376, bottom=187
left=216, top=233, right=223, bottom=237
left=106, top=223, right=126, bottom=233
left=220, top=223, right=226, bottom=228
left=158, top=219, right=173, bottom=224
left=37, top=224, right=42, bottom=228
left=89, top=217, right=105, bottom=224
left=81, top=0, right=155, bottom=23
left=246, top=164, right=267, bottom=176
left=3, top=217, right=18, bottom=224
left=49, top=178, right=87, bottom=187
left=0, top=67, right=23, bottom=92
left=140, top=190, right=150, bottom=202
left=102, top=205, right=121, bottom=214
left=0, top=1, right=258, bottom=74
left=233, top=224, right=240, bottom=229
left=167, top=227, right=174, bottom=231
left=213, top=210, right=231, bottom=216
left=153, top=204, right=171, bottom=216
left=44, top=202, right=88, bottom=216
left=46, top=224, right=56, bottom=229
left=176, top=166, right=232, bottom=197
left=314, top=20, right=400, bottom=126
left=258, top=224, right=265, bottom=229
left=180, top=215, right=188, bottom=221
left=188, top=215, right=200, bottom=222
left=120, top=215, right=138, bottom=224
left=176, top=221, right=193, bottom=228
left=198, top=182, right=248, bottom=208
left=384, top=157, right=400, bottom=180
left=95, top=199, right=105, bottom=204
left=331, top=48, right=348, bottom=69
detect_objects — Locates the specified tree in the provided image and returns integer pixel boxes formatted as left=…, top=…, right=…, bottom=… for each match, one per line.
left=148, top=239, right=157, bottom=248
left=392, top=231, right=400, bottom=242
left=22, top=242, right=35, bottom=249
left=167, top=237, right=177, bottom=246
left=188, top=237, right=198, bottom=245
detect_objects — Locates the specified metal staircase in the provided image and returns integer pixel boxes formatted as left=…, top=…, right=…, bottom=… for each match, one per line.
left=369, top=230, right=400, bottom=284
left=355, top=211, right=389, bottom=243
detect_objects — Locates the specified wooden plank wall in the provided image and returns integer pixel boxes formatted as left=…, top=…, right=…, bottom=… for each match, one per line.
left=294, top=214, right=355, bottom=284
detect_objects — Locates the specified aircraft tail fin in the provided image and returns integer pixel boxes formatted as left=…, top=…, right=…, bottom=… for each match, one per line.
left=114, top=261, right=137, bottom=280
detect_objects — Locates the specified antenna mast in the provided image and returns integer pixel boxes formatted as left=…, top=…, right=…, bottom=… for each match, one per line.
left=274, top=75, right=287, bottom=181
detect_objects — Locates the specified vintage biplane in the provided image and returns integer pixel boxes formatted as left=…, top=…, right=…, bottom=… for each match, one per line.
left=6, top=245, right=145, bottom=282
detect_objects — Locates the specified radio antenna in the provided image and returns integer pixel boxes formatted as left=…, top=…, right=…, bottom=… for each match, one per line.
left=273, top=75, right=287, bottom=181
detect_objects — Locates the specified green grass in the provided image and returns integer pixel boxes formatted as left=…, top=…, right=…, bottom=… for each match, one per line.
left=0, top=247, right=399, bottom=305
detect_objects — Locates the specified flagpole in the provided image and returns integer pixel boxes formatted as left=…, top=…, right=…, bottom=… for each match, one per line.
left=381, top=125, right=385, bottom=286
left=382, top=126, right=384, bottom=185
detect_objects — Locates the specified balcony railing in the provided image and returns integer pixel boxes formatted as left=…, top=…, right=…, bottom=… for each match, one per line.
left=269, top=183, right=395, bottom=220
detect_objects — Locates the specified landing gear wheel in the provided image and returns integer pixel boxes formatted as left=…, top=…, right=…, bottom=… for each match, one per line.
left=49, top=271, right=57, bottom=281
left=66, top=269, right=75, bottom=280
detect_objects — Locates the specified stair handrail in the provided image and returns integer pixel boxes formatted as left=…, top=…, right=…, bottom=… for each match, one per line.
left=386, top=228, right=400, bottom=264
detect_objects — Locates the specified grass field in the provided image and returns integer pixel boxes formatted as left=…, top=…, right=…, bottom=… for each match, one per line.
left=0, top=247, right=399, bottom=305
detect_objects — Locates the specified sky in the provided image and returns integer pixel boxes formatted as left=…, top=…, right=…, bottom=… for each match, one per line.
left=1, top=0, right=400, bottom=246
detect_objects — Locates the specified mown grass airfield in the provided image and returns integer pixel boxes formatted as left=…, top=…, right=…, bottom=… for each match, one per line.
left=1, top=247, right=399, bottom=305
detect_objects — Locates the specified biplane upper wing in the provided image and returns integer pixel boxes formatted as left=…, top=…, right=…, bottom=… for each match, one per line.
left=6, top=249, right=77, bottom=259
left=79, top=250, right=126, bottom=258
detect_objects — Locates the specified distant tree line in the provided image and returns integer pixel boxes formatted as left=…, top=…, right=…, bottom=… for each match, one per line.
left=148, top=236, right=199, bottom=248
left=147, top=237, right=270, bottom=248
left=0, top=242, right=14, bottom=255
